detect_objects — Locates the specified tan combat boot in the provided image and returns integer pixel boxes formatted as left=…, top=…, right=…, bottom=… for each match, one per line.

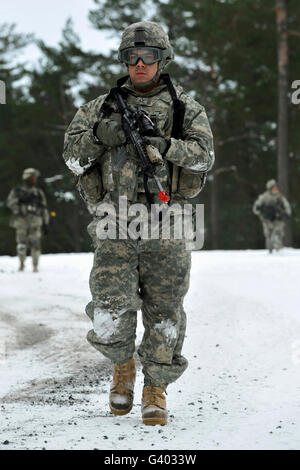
left=142, top=386, right=168, bottom=426
left=109, top=357, right=136, bottom=416
left=33, top=264, right=38, bottom=273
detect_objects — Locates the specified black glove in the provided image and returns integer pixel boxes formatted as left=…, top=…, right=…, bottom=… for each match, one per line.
left=94, top=119, right=126, bottom=147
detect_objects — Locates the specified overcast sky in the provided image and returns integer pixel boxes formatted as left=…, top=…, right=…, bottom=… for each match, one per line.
left=3, top=0, right=119, bottom=67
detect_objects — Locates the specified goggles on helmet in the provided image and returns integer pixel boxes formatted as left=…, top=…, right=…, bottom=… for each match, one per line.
left=119, top=47, right=163, bottom=65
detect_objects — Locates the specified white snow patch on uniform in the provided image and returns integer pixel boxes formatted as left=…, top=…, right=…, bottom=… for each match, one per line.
left=93, top=308, right=120, bottom=342
left=188, top=161, right=211, bottom=171
left=66, top=157, right=95, bottom=175
left=96, top=298, right=134, bottom=316
left=154, top=319, right=177, bottom=345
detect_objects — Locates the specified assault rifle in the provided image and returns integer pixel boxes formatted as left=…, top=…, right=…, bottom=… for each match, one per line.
left=113, top=90, right=170, bottom=205
left=258, top=203, right=286, bottom=222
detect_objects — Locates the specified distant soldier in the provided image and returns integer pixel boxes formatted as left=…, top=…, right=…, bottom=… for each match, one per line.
left=6, top=168, right=49, bottom=272
left=253, top=179, right=291, bottom=253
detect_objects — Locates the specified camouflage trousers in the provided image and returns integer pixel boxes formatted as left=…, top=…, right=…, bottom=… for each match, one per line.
left=86, top=237, right=191, bottom=388
left=16, top=225, right=42, bottom=266
left=262, top=220, right=285, bottom=252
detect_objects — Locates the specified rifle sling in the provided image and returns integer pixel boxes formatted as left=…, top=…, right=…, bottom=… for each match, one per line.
left=99, top=74, right=186, bottom=204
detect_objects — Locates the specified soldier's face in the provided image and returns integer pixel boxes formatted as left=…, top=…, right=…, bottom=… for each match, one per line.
left=27, top=176, right=37, bottom=186
left=128, top=58, right=159, bottom=87
left=271, top=185, right=279, bottom=193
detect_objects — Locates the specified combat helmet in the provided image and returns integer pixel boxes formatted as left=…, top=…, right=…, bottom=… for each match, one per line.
left=266, top=179, right=277, bottom=190
left=118, top=21, right=174, bottom=89
left=22, top=168, right=40, bottom=180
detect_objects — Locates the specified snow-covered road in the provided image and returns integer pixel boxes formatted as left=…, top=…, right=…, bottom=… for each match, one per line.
left=0, top=249, right=300, bottom=450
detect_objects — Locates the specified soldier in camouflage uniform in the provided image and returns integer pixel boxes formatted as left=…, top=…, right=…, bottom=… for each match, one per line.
left=63, top=22, right=214, bottom=425
left=253, top=179, right=291, bottom=253
left=6, top=168, right=49, bottom=272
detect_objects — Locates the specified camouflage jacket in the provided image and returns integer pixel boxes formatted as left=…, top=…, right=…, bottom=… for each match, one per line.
left=63, top=77, right=214, bottom=207
left=6, top=183, right=49, bottom=228
left=253, top=190, right=291, bottom=222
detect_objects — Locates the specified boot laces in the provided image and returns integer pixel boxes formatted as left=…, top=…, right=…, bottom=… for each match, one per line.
left=115, top=362, right=129, bottom=384
left=111, top=362, right=134, bottom=396
left=145, top=386, right=164, bottom=406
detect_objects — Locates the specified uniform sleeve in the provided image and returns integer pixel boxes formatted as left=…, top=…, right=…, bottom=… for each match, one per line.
left=63, top=97, right=107, bottom=176
left=281, top=196, right=292, bottom=216
left=39, top=189, right=50, bottom=225
left=6, top=188, right=19, bottom=214
left=164, top=93, right=214, bottom=172
left=253, top=194, right=264, bottom=216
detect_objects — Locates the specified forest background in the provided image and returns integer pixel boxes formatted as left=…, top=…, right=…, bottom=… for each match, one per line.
left=1, top=0, right=299, bottom=254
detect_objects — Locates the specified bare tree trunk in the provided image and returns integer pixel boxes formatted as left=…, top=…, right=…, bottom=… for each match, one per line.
left=276, top=0, right=292, bottom=244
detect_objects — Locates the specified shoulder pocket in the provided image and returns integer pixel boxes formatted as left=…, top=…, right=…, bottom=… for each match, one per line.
left=178, top=168, right=207, bottom=199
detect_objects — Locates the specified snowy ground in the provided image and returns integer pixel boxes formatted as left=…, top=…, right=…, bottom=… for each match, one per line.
left=0, top=249, right=300, bottom=450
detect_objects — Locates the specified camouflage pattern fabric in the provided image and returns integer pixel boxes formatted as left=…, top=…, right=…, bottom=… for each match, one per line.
left=118, top=21, right=174, bottom=89
left=6, top=183, right=49, bottom=265
left=261, top=220, right=286, bottom=252
left=266, top=179, right=277, bottom=190
left=16, top=224, right=42, bottom=264
left=63, top=77, right=214, bottom=187
left=63, top=75, right=214, bottom=387
left=119, top=21, right=172, bottom=52
left=86, top=236, right=190, bottom=387
left=253, top=189, right=291, bottom=252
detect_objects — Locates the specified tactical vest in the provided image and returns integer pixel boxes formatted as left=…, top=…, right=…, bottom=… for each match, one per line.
left=257, top=192, right=287, bottom=222
left=78, top=74, right=206, bottom=207
left=15, top=186, right=44, bottom=216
